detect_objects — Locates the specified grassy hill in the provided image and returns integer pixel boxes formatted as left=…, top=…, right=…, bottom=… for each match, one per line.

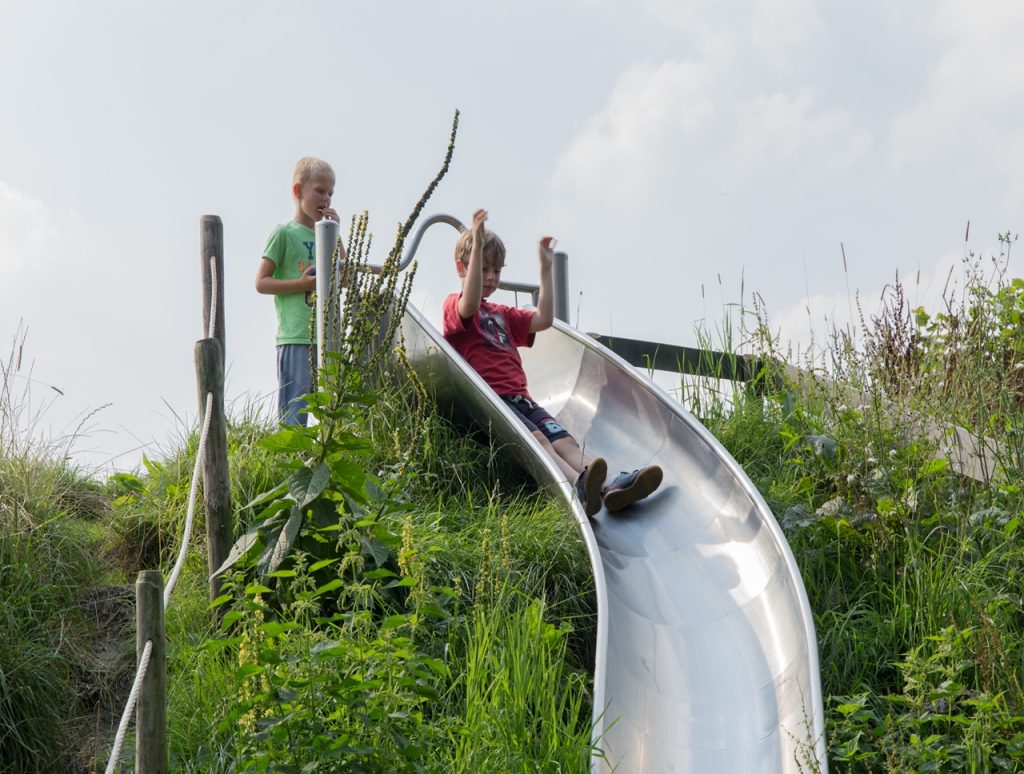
left=3, top=255, right=1024, bottom=772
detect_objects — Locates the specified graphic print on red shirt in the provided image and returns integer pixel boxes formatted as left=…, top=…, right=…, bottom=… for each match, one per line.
left=442, top=293, right=536, bottom=397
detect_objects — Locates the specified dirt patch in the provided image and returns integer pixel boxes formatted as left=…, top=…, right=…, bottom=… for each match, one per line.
left=73, top=585, right=136, bottom=772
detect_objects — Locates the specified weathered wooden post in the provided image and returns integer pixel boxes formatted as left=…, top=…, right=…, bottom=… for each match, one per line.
left=200, top=215, right=226, bottom=359
left=135, top=570, right=166, bottom=774
left=195, top=337, right=232, bottom=619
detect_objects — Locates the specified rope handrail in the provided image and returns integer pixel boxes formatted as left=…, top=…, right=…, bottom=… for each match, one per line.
left=105, top=640, right=154, bottom=774
left=105, top=255, right=219, bottom=771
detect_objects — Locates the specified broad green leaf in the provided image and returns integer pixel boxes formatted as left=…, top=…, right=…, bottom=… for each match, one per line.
left=259, top=504, right=303, bottom=577
left=313, top=578, right=344, bottom=596
left=361, top=534, right=389, bottom=567
left=235, top=664, right=263, bottom=680
left=302, top=462, right=331, bottom=506
left=287, top=463, right=331, bottom=507
left=210, top=531, right=262, bottom=578
left=243, top=481, right=289, bottom=510
left=308, top=558, right=337, bottom=573
left=266, top=569, right=296, bottom=578
left=260, top=427, right=316, bottom=453
left=261, top=621, right=298, bottom=638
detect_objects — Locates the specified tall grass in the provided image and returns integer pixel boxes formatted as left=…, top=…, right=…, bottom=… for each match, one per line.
left=1, top=331, right=118, bottom=772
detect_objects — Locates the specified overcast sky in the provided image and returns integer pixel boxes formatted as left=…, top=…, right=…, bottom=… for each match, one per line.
left=2, top=1, right=1022, bottom=474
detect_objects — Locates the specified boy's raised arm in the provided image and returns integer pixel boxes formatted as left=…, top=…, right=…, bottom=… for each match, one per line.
left=457, top=208, right=488, bottom=320
left=529, top=235, right=555, bottom=333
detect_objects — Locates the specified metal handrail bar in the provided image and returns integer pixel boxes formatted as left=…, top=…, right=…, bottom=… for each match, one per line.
left=589, top=333, right=775, bottom=388
left=315, top=213, right=569, bottom=321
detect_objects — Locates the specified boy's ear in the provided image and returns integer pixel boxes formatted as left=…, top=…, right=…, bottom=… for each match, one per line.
left=292, top=181, right=303, bottom=200
left=455, top=259, right=466, bottom=278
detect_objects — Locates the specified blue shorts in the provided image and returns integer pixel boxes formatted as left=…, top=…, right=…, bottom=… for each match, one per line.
left=277, top=344, right=313, bottom=426
left=501, top=395, right=571, bottom=443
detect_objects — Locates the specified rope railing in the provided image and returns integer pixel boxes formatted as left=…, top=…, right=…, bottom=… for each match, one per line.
left=104, top=255, right=220, bottom=772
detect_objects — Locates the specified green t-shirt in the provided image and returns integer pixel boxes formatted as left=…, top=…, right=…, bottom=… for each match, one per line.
left=263, top=221, right=316, bottom=345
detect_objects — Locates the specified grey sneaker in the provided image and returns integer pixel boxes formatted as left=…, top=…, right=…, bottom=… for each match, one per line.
left=575, top=457, right=607, bottom=517
left=603, top=465, right=663, bottom=513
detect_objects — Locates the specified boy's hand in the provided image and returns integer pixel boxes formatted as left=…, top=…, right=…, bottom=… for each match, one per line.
left=471, top=208, right=488, bottom=246
left=319, top=207, right=340, bottom=223
left=538, top=236, right=556, bottom=271
left=301, top=264, right=316, bottom=290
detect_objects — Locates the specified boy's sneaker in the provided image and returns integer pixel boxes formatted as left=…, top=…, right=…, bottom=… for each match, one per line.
left=603, top=465, right=663, bottom=513
left=574, top=457, right=608, bottom=517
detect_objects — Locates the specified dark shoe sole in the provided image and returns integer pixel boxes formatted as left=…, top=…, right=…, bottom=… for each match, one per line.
left=604, top=466, right=663, bottom=513
left=581, top=457, right=607, bottom=517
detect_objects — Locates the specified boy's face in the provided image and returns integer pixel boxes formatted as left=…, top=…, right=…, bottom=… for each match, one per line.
left=458, top=256, right=503, bottom=300
left=295, top=175, right=334, bottom=221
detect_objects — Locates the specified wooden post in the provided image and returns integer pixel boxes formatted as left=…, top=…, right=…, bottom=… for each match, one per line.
left=200, top=215, right=226, bottom=363
left=195, top=338, right=232, bottom=619
left=135, top=570, right=166, bottom=774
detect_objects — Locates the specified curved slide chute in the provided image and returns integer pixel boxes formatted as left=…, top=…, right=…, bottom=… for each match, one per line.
left=400, top=298, right=826, bottom=773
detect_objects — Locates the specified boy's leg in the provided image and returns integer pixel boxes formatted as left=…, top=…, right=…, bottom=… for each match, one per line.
left=551, top=436, right=594, bottom=474
left=531, top=431, right=580, bottom=480
left=532, top=431, right=606, bottom=517
left=277, top=344, right=313, bottom=426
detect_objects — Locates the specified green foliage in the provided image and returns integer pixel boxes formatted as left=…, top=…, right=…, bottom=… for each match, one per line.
left=0, top=442, right=107, bottom=769
left=447, top=595, right=597, bottom=772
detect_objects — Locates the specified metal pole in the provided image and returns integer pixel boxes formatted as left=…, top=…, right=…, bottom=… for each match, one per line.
left=553, top=251, right=569, bottom=323
left=135, top=570, right=166, bottom=774
left=314, top=219, right=341, bottom=370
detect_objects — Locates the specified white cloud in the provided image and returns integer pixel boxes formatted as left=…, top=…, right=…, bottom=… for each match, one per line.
left=631, top=0, right=824, bottom=70
left=547, top=60, right=871, bottom=218
left=548, top=60, right=716, bottom=209
left=0, top=183, right=52, bottom=274
left=0, top=182, right=88, bottom=279
left=887, top=1, right=1024, bottom=205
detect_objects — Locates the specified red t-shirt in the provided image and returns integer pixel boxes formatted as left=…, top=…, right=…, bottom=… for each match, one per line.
left=442, top=293, right=536, bottom=397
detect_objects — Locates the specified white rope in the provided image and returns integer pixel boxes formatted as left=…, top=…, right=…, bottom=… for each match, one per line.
left=207, top=255, right=217, bottom=340
left=105, top=258, right=221, bottom=771
left=165, top=389, right=214, bottom=606
left=105, top=639, right=154, bottom=774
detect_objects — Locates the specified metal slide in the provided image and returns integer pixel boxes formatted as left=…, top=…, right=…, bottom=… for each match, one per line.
left=399, top=302, right=827, bottom=774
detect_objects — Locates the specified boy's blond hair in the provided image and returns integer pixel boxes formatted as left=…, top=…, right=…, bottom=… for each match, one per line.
left=454, top=228, right=506, bottom=268
left=293, top=156, right=335, bottom=187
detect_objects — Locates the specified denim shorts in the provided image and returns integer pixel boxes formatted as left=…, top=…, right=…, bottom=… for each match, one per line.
left=277, top=344, right=313, bottom=426
left=501, top=395, right=571, bottom=442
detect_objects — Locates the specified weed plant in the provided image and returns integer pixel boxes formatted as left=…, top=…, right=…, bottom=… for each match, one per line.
left=685, top=240, right=1024, bottom=772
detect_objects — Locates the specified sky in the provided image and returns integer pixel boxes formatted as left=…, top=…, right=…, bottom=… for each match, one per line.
left=2, top=0, right=1022, bottom=475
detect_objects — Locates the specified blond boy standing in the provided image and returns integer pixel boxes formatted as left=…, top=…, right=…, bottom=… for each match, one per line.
left=255, top=157, right=342, bottom=425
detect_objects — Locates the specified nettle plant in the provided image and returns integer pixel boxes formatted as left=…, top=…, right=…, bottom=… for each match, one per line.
left=207, top=115, right=460, bottom=768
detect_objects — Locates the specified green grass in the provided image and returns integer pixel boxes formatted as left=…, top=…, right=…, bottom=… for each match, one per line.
left=4, top=245, right=1024, bottom=771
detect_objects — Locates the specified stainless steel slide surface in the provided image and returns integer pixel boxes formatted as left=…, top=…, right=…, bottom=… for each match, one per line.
left=400, top=303, right=827, bottom=773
